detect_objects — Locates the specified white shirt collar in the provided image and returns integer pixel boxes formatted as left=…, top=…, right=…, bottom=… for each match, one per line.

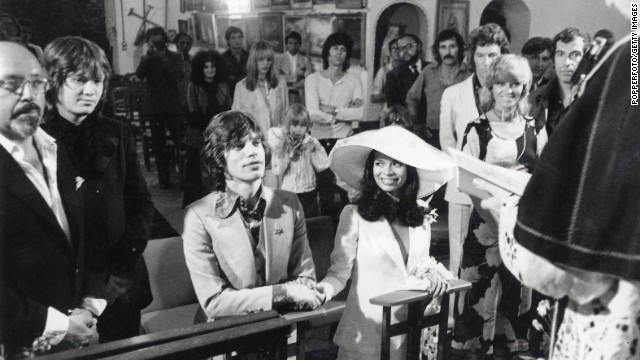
left=0, top=127, right=57, bottom=160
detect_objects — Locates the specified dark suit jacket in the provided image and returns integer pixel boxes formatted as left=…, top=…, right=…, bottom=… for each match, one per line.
left=384, top=61, right=425, bottom=108
left=136, top=49, right=184, bottom=114
left=43, top=112, right=154, bottom=309
left=0, top=140, right=85, bottom=351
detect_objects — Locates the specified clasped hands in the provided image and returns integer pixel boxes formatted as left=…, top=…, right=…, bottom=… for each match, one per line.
left=284, top=278, right=326, bottom=311
left=64, top=308, right=99, bottom=349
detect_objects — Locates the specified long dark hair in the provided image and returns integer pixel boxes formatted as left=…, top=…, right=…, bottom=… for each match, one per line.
left=356, top=151, right=425, bottom=227
left=191, top=49, right=223, bottom=86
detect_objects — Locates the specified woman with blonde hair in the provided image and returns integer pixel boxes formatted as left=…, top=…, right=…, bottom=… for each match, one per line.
left=451, top=54, right=547, bottom=359
left=232, top=40, right=289, bottom=132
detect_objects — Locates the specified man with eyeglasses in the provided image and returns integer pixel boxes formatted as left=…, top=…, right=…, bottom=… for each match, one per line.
left=0, top=42, right=99, bottom=353
left=370, top=38, right=401, bottom=125
left=384, top=33, right=427, bottom=109
left=528, top=28, right=589, bottom=137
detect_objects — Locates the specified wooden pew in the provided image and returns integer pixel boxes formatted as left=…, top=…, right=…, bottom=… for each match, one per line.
left=369, top=279, right=472, bottom=360
left=38, top=311, right=290, bottom=360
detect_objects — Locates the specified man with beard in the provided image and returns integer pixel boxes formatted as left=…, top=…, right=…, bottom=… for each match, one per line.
left=384, top=33, right=426, bottom=109
left=405, top=29, right=469, bottom=149
left=528, top=28, right=589, bottom=137
left=0, top=42, right=99, bottom=353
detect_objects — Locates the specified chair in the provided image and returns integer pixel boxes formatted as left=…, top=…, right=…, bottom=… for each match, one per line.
left=141, top=236, right=200, bottom=334
left=370, top=279, right=472, bottom=360
left=293, top=216, right=347, bottom=360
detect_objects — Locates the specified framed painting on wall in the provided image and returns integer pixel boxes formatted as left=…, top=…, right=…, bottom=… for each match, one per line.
left=193, top=12, right=216, bottom=46
left=312, top=0, right=333, bottom=5
left=216, top=15, right=260, bottom=51
left=253, top=0, right=272, bottom=11
left=438, top=0, right=469, bottom=41
left=335, top=0, right=363, bottom=9
left=333, top=13, right=366, bottom=65
left=283, top=15, right=308, bottom=55
left=178, top=19, right=189, bottom=35
left=290, top=0, right=312, bottom=9
left=202, top=0, right=228, bottom=12
left=259, top=13, right=284, bottom=52
left=271, top=0, right=289, bottom=10
left=307, top=14, right=335, bottom=58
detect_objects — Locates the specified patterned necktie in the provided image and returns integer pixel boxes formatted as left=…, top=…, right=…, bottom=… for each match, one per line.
left=238, top=198, right=265, bottom=243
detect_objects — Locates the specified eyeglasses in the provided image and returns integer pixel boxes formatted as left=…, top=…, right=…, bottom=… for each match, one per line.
left=398, top=43, right=417, bottom=53
left=389, top=47, right=399, bottom=53
left=0, top=78, right=49, bottom=95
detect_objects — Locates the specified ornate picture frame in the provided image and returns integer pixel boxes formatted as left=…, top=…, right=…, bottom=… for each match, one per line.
left=438, top=0, right=469, bottom=41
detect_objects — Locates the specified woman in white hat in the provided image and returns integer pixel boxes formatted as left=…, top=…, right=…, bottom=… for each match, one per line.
left=316, top=126, right=456, bottom=360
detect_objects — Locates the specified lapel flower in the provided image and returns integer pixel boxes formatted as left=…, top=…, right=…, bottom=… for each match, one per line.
left=75, top=176, right=84, bottom=190
left=417, top=198, right=438, bottom=224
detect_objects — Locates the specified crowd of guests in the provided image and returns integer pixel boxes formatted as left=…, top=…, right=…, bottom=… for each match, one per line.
left=0, top=0, right=638, bottom=358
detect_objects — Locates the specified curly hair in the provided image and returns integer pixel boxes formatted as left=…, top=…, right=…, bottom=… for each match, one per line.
left=43, top=36, right=111, bottom=111
left=356, top=151, right=426, bottom=227
left=191, top=49, right=223, bottom=86
left=202, top=110, right=271, bottom=192
left=432, top=29, right=465, bottom=64
left=467, top=23, right=510, bottom=72
left=321, top=32, right=353, bottom=71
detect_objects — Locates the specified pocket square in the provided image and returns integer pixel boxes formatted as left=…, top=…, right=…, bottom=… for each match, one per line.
left=75, top=176, right=84, bottom=190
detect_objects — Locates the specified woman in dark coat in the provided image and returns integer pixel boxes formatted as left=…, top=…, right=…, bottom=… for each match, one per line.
left=182, top=50, right=232, bottom=207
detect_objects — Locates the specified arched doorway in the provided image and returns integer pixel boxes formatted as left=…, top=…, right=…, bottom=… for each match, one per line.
left=480, top=0, right=531, bottom=52
left=374, top=2, right=428, bottom=74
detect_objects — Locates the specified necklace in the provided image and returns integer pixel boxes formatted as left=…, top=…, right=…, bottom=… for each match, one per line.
left=491, top=107, right=518, bottom=122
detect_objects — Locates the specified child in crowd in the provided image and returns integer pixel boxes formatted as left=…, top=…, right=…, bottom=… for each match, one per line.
left=268, top=104, right=329, bottom=217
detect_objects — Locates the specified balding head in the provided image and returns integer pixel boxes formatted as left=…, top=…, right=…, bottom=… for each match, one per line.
left=0, top=41, right=46, bottom=142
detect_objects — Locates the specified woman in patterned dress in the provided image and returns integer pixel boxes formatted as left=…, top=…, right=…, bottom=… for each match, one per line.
left=451, top=55, right=548, bottom=359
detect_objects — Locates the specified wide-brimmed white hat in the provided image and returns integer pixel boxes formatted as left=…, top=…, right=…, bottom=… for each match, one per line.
left=329, top=126, right=455, bottom=198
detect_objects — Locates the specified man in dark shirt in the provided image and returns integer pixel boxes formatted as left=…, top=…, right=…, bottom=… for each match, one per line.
left=384, top=33, right=426, bottom=109
left=521, top=37, right=554, bottom=92
left=221, top=26, right=249, bottom=98
left=42, top=36, right=154, bottom=343
left=136, top=26, right=184, bottom=188
left=528, top=28, right=589, bottom=137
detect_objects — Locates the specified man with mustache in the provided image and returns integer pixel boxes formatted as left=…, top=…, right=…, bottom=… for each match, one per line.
left=41, top=37, right=154, bottom=343
left=0, top=42, right=99, bottom=353
left=405, top=29, right=469, bottom=149
left=528, top=28, right=589, bottom=137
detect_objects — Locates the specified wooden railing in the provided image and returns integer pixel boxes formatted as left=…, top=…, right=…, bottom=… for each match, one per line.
left=38, top=311, right=290, bottom=360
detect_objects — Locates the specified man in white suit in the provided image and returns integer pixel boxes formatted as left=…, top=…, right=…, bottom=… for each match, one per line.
left=274, top=31, right=314, bottom=104
left=439, top=23, right=510, bottom=277
left=182, top=110, right=319, bottom=320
